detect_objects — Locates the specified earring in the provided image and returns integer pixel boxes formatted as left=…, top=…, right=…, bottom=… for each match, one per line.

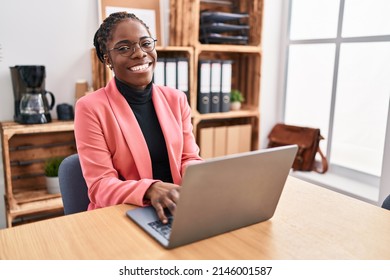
left=103, top=55, right=112, bottom=70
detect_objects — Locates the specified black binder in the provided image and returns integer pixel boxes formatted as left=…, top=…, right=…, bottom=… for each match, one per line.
left=220, top=60, right=233, bottom=112
left=197, top=60, right=211, bottom=114
left=177, top=57, right=190, bottom=104
left=153, top=57, right=165, bottom=86
left=165, top=58, right=177, bottom=89
left=210, top=60, right=222, bottom=113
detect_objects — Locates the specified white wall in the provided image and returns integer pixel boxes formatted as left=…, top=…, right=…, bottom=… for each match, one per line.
left=0, top=0, right=98, bottom=120
left=259, top=0, right=285, bottom=148
left=0, top=0, right=99, bottom=228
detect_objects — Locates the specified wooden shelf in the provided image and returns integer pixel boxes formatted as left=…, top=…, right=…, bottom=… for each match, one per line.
left=0, top=120, right=74, bottom=138
left=13, top=188, right=61, bottom=204
left=195, top=43, right=262, bottom=53
left=8, top=197, right=63, bottom=218
left=156, top=46, right=193, bottom=52
left=1, top=120, right=77, bottom=227
left=193, top=108, right=259, bottom=121
left=168, top=0, right=263, bottom=155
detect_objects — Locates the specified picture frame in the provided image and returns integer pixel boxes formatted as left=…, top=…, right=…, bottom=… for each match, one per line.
left=98, top=0, right=164, bottom=46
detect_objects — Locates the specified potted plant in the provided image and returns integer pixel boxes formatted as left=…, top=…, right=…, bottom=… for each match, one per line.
left=230, top=89, right=244, bottom=111
left=44, top=157, right=64, bottom=194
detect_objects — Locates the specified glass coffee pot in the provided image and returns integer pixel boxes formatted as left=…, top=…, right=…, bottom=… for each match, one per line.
left=19, top=91, right=55, bottom=123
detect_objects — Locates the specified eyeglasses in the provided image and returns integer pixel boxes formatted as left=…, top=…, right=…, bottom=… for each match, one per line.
left=108, top=37, right=157, bottom=57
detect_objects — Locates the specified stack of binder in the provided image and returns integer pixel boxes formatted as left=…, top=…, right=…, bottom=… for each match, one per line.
left=197, top=59, right=233, bottom=114
left=199, top=11, right=249, bottom=45
left=153, top=57, right=190, bottom=102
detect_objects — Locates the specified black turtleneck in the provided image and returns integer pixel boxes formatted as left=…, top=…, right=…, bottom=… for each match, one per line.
left=115, top=78, right=173, bottom=183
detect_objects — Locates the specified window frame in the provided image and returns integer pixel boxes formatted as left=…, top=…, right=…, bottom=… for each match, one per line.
left=281, top=0, right=390, bottom=201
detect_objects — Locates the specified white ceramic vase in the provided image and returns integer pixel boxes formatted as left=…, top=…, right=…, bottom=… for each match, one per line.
left=230, top=101, right=242, bottom=111
left=45, top=176, right=60, bottom=194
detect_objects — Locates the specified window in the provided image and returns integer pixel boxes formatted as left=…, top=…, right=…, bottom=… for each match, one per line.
left=284, top=0, right=390, bottom=183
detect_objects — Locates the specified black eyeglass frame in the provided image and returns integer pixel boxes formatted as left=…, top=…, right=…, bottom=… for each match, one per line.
left=108, top=37, right=157, bottom=57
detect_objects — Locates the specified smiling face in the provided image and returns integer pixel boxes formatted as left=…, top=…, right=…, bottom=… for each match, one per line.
left=105, top=19, right=157, bottom=90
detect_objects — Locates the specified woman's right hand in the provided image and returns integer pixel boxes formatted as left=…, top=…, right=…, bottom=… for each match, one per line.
left=145, top=181, right=181, bottom=224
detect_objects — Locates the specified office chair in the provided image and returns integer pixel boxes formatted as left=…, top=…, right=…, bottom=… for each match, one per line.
left=58, top=154, right=90, bottom=214
left=382, top=194, right=390, bottom=211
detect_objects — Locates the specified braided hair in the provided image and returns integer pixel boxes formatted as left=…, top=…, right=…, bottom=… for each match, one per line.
left=93, top=12, right=150, bottom=63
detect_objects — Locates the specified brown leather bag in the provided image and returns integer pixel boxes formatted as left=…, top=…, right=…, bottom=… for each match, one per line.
left=267, top=123, right=328, bottom=173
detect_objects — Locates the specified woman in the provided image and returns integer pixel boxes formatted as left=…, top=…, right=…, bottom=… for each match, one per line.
left=74, top=12, right=202, bottom=223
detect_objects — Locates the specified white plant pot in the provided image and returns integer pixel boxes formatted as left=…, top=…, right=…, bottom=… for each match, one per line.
left=230, top=101, right=242, bottom=111
left=45, top=176, right=60, bottom=194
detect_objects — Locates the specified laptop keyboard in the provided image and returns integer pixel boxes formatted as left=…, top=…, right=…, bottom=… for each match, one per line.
left=148, top=215, right=174, bottom=240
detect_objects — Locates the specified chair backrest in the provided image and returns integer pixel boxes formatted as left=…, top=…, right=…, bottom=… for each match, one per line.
left=59, top=154, right=90, bottom=214
left=382, top=194, right=390, bottom=211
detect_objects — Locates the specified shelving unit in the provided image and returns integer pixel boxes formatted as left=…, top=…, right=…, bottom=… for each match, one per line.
left=170, top=0, right=263, bottom=157
left=1, top=121, right=76, bottom=227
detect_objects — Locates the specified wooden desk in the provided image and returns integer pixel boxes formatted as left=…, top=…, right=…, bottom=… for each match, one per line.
left=0, top=176, right=389, bottom=259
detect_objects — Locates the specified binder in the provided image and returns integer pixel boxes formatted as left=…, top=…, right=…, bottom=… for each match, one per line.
left=220, top=60, right=233, bottom=112
left=165, top=58, right=177, bottom=89
left=214, top=126, right=227, bottom=157
left=200, top=127, right=214, bottom=159
left=177, top=57, right=190, bottom=103
left=226, top=124, right=252, bottom=155
left=197, top=60, right=211, bottom=114
left=210, top=60, right=222, bottom=113
left=153, top=57, right=165, bottom=86
left=237, top=124, right=252, bottom=153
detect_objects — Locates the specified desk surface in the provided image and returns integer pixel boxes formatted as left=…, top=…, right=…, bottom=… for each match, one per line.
left=1, top=176, right=389, bottom=260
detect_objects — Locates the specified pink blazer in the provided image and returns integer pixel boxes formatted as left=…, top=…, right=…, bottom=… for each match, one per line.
left=74, top=79, right=202, bottom=210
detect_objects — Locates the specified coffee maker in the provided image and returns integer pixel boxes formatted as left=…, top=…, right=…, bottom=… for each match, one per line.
left=10, top=65, right=55, bottom=124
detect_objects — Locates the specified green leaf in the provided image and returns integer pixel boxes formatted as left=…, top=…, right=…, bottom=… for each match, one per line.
left=44, top=157, right=65, bottom=177
left=230, top=89, right=244, bottom=102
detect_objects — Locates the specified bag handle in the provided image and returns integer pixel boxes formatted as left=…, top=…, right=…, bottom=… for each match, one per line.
left=313, top=147, right=328, bottom=174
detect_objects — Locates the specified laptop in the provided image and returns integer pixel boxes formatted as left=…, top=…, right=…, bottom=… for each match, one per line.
left=126, top=144, right=298, bottom=249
